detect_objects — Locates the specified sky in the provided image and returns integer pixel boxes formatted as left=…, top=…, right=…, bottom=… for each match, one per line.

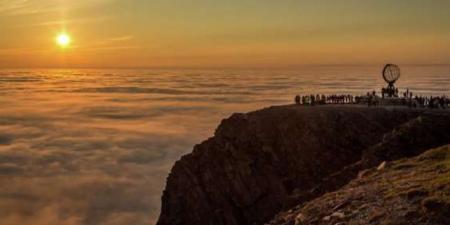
left=0, top=0, right=450, bottom=68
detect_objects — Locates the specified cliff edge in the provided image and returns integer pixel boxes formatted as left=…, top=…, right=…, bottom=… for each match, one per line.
left=157, top=105, right=450, bottom=225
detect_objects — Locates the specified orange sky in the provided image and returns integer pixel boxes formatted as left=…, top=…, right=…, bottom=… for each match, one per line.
left=1, top=0, right=450, bottom=68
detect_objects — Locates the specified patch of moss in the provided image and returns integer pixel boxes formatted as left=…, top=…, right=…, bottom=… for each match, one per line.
left=381, top=146, right=450, bottom=200
left=417, top=146, right=449, bottom=162
left=391, top=162, right=415, bottom=170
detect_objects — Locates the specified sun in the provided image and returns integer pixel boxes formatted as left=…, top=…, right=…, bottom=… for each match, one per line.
left=56, top=33, right=71, bottom=48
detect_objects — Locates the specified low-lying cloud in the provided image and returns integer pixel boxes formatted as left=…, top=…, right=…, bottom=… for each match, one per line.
left=0, top=70, right=262, bottom=225
left=1, top=68, right=447, bottom=225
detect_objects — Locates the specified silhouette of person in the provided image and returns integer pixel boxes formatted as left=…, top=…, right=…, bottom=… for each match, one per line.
left=295, top=95, right=301, bottom=105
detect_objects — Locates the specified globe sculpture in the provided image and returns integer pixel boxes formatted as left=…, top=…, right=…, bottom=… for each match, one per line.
left=382, top=64, right=401, bottom=98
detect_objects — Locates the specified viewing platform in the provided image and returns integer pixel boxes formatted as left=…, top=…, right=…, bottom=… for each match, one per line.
left=294, top=64, right=449, bottom=109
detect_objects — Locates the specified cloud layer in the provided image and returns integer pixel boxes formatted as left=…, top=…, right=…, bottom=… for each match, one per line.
left=0, top=67, right=449, bottom=225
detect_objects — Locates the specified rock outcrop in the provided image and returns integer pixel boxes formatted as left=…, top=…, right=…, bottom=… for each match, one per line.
left=306, top=110, right=450, bottom=199
left=267, top=144, right=450, bottom=225
left=362, top=112, right=450, bottom=167
left=157, top=105, right=450, bottom=225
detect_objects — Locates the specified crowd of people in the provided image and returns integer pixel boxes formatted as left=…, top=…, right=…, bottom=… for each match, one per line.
left=408, top=95, right=449, bottom=109
left=294, top=90, right=449, bottom=109
left=295, top=94, right=356, bottom=105
left=398, top=89, right=448, bottom=108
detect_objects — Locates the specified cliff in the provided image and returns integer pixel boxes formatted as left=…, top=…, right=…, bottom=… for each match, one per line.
left=157, top=105, right=450, bottom=225
left=267, top=144, right=450, bottom=225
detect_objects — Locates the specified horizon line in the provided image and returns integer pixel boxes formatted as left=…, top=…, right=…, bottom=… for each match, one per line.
left=1, top=63, right=450, bottom=70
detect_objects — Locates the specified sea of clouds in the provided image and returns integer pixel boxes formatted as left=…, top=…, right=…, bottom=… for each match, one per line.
left=0, top=67, right=448, bottom=225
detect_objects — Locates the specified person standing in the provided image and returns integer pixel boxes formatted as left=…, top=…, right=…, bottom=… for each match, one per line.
left=295, top=95, right=301, bottom=105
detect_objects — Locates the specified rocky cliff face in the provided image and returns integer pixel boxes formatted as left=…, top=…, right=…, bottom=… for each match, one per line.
left=157, top=106, right=450, bottom=225
left=267, top=145, right=450, bottom=225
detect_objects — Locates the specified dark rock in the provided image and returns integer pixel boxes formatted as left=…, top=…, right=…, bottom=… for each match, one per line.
left=362, top=112, right=450, bottom=167
left=304, top=110, right=450, bottom=202
left=403, top=188, right=428, bottom=200
left=269, top=145, right=450, bottom=225
left=421, top=197, right=450, bottom=215
left=157, top=106, right=427, bottom=225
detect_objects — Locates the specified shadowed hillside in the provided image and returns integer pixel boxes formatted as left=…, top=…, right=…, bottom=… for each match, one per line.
left=157, top=105, right=450, bottom=225
left=267, top=144, right=450, bottom=225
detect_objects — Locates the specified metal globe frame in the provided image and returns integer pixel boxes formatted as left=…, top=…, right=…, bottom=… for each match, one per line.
left=382, top=64, right=401, bottom=98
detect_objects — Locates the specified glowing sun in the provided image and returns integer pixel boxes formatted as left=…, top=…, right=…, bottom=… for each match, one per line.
left=56, top=33, right=71, bottom=48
